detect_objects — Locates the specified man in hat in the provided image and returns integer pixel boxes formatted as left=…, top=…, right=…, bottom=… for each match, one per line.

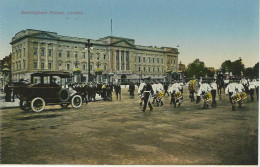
left=210, top=79, right=217, bottom=107
left=163, top=82, right=169, bottom=96
left=196, top=80, right=212, bottom=104
left=114, top=82, right=121, bottom=100
left=169, top=80, right=182, bottom=106
left=129, top=82, right=135, bottom=97
left=138, top=79, right=146, bottom=106
left=186, top=75, right=197, bottom=102
left=141, top=78, right=154, bottom=112
left=240, top=76, right=249, bottom=94
left=225, top=80, right=237, bottom=104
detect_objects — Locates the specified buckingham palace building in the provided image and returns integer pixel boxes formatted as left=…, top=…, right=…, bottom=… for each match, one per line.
left=10, top=29, right=179, bottom=83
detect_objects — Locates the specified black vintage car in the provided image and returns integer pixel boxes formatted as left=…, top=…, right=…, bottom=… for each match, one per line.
left=11, top=71, right=82, bottom=112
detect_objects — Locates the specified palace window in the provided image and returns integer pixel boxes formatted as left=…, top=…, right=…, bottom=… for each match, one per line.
left=48, top=63, right=52, bottom=69
left=104, top=64, right=107, bottom=71
left=58, top=51, right=62, bottom=58
left=41, top=62, right=45, bottom=69
left=83, top=53, right=86, bottom=58
left=138, top=66, right=141, bottom=72
left=67, top=52, right=70, bottom=58
left=34, top=49, right=38, bottom=56
left=148, top=57, right=151, bottom=63
left=75, top=52, right=78, bottom=58
left=90, top=64, right=93, bottom=71
left=41, top=49, right=45, bottom=56
left=83, top=64, right=86, bottom=70
left=143, top=66, right=146, bottom=72
left=67, top=63, right=70, bottom=70
left=138, top=57, right=141, bottom=63
left=48, top=49, right=52, bottom=56
left=104, top=54, right=106, bottom=59
left=143, top=57, right=146, bottom=63
left=23, top=48, right=26, bottom=57
left=153, top=58, right=155, bottom=63
left=157, top=58, right=160, bottom=63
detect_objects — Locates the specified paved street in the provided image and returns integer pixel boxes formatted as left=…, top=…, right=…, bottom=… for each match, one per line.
left=0, top=87, right=258, bottom=165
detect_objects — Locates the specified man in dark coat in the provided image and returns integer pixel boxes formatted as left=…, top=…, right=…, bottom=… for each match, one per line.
left=114, top=83, right=121, bottom=100
left=129, top=82, right=135, bottom=97
left=141, top=79, right=154, bottom=112
left=4, top=83, right=11, bottom=102
left=163, top=83, right=169, bottom=96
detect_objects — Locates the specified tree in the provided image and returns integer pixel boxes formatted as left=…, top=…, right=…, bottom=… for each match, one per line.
left=186, top=59, right=207, bottom=78
left=231, top=59, right=244, bottom=77
left=221, top=59, right=244, bottom=78
left=243, top=67, right=254, bottom=79
left=221, top=60, right=232, bottom=73
left=253, top=62, right=259, bottom=78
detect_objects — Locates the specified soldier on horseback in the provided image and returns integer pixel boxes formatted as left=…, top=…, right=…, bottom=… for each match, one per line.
left=216, top=72, right=225, bottom=99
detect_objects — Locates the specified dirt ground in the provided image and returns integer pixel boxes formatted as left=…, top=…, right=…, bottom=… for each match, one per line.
left=0, top=87, right=258, bottom=165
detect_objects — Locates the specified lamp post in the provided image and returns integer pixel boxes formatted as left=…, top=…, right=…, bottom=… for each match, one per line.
left=2, top=63, right=10, bottom=87
left=85, top=39, right=93, bottom=82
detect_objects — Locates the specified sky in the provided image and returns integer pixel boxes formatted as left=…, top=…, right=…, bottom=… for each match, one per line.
left=0, top=0, right=258, bottom=69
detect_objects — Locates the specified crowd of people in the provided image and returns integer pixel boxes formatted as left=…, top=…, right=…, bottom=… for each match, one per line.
left=3, top=75, right=259, bottom=112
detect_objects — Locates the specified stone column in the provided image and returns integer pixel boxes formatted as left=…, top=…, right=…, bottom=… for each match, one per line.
left=37, top=43, right=40, bottom=69
left=45, top=43, right=48, bottom=69
left=124, top=51, right=127, bottom=71
left=119, top=50, right=121, bottom=71
left=21, top=46, right=24, bottom=70
left=53, top=44, right=57, bottom=70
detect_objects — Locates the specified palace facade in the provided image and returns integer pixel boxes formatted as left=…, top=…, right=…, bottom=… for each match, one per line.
left=10, top=29, right=179, bottom=83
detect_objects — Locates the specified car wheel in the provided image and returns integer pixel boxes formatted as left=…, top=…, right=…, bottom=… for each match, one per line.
left=71, top=95, right=82, bottom=108
left=59, top=88, right=70, bottom=102
left=20, top=100, right=30, bottom=111
left=31, top=97, right=45, bottom=112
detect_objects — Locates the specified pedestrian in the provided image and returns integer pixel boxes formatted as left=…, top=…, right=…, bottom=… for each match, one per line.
left=4, top=83, right=11, bottom=102
left=138, top=80, right=146, bottom=106
left=114, top=82, right=121, bottom=100
left=163, top=83, right=169, bottom=96
left=186, top=75, right=197, bottom=102
left=240, top=77, right=249, bottom=94
left=141, top=78, right=154, bottom=112
left=129, top=82, right=135, bottom=97
left=102, top=83, right=107, bottom=101
left=197, top=80, right=212, bottom=108
left=248, top=79, right=256, bottom=102
left=225, top=80, right=237, bottom=104
left=210, top=79, right=217, bottom=107
left=169, top=80, right=182, bottom=107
